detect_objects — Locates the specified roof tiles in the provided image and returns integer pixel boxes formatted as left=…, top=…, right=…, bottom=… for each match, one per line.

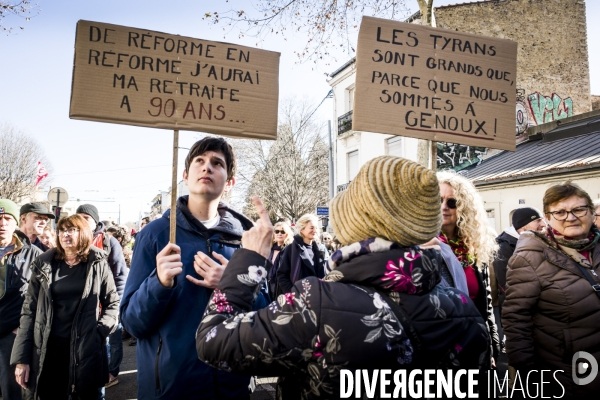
left=462, top=117, right=600, bottom=184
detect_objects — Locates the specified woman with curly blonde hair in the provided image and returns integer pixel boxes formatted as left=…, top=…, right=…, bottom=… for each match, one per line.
left=436, top=170, right=500, bottom=366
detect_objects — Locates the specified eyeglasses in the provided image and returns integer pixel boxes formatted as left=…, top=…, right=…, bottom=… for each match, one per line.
left=274, top=230, right=286, bottom=234
left=441, top=198, right=458, bottom=209
left=58, top=228, right=79, bottom=235
left=546, top=206, right=590, bottom=221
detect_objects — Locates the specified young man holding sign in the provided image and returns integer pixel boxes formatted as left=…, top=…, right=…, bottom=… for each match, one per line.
left=120, top=137, right=259, bottom=399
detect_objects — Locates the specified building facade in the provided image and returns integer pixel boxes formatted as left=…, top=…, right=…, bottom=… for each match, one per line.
left=464, top=110, right=600, bottom=233
left=329, top=58, right=420, bottom=192
left=435, top=0, right=591, bottom=138
left=148, top=181, right=189, bottom=220
left=149, top=191, right=169, bottom=220
left=329, top=0, right=592, bottom=192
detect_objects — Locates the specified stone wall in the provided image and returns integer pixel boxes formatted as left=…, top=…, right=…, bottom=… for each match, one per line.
left=435, top=0, right=591, bottom=139
left=592, top=95, right=600, bottom=111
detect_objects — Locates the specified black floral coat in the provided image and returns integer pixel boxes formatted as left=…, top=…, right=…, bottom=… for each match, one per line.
left=196, top=238, right=490, bottom=399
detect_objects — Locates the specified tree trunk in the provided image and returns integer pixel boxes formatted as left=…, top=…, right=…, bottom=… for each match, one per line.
left=417, top=0, right=434, bottom=27
left=416, top=139, right=430, bottom=168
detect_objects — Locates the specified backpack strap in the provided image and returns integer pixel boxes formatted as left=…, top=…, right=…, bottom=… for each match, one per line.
left=574, top=263, right=600, bottom=299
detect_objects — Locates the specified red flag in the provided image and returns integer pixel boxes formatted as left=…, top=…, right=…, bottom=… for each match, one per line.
left=35, top=161, right=48, bottom=187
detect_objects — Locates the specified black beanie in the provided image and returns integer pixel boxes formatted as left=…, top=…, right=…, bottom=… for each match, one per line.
left=76, top=204, right=100, bottom=224
left=512, top=207, right=542, bottom=231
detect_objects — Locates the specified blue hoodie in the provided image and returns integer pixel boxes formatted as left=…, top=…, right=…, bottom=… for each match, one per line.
left=120, top=196, right=257, bottom=399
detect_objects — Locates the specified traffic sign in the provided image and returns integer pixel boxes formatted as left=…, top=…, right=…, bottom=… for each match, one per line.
left=316, top=206, right=329, bottom=216
left=48, top=187, right=69, bottom=207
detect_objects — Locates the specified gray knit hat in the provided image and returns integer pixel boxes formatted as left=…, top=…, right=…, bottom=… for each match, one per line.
left=76, top=204, right=100, bottom=224
left=330, top=156, right=442, bottom=246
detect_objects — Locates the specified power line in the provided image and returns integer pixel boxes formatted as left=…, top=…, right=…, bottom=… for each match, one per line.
left=64, top=179, right=174, bottom=195
left=73, top=199, right=115, bottom=202
left=52, top=164, right=171, bottom=177
left=55, top=92, right=332, bottom=205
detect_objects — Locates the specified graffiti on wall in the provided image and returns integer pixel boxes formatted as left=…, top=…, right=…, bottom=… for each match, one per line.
left=436, top=143, right=488, bottom=171
left=439, top=89, right=573, bottom=171
left=516, top=89, right=573, bottom=137
left=515, top=89, right=574, bottom=137
left=516, top=89, right=531, bottom=136
left=527, top=92, right=573, bottom=125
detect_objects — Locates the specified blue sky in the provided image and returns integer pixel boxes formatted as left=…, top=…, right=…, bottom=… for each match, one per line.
left=1, top=0, right=598, bottom=223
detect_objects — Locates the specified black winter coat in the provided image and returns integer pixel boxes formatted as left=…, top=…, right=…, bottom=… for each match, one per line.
left=31, top=237, right=49, bottom=253
left=94, top=222, right=128, bottom=298
left=276, top=235, right=325, bottom=295
left=492, top=231, right=518, bottom=311
left=0, top=231, right=41, bottom=337
left=267, top=244, right=285, bottom=296
left=197, top=238, right=490, bottom=399
left=10, top=248, right=120, bottom=399
left=470, top=263, right=500, bottom=361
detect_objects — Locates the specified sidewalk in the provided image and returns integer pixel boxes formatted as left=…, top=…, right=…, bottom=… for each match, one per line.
left=105, top=338, right=137, bottom=400
left=86, top=337, right=509, bottom=400
left=106, top=338, right=276, bottom=399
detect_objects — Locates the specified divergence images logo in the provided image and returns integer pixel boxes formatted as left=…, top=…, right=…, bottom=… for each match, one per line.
left=572, top=351, right=598, bottom=386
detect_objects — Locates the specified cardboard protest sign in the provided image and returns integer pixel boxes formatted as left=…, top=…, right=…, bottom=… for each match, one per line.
left=70, top=20, right=280, bottom=140
left=353, top=16, right=517, bottom=151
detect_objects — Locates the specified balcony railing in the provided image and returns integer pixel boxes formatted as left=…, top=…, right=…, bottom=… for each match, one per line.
left=337, top=182, right=351, bottom=193
left=337, top=110, right=353, bottom=135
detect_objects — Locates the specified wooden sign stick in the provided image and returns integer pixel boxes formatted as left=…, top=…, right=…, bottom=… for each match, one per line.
left=170, top=129, right=179, bottom=244
left=431, top=140, right=438, bottom=172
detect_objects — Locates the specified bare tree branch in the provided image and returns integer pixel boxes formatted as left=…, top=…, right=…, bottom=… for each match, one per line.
left=233, top=97, right=329, bottom=221
left=0, top=123, right=52, bottom=202
left=1, top=1, right=39, bottom=33
left=204, top=0, right=411, bottom=64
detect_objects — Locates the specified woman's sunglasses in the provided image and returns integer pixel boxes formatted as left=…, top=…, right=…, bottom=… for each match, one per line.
left=274, top=230, right=286, bottom=234
left=441, top=198, right=458, bottom=209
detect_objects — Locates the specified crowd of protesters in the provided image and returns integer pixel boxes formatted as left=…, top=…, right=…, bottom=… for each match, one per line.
left=0, top=136, right=599, bottom=399
left=0, top=201, right=136, bottom=399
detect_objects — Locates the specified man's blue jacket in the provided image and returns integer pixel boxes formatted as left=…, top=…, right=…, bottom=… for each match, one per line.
left=121, top=196, right=257, bottom=399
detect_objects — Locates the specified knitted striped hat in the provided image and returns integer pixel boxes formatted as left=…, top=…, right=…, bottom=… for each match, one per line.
left=330, top=156, right=442, bottom=246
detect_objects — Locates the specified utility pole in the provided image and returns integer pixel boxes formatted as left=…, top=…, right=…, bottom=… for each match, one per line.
left=328, top=120, right=334, bottom=199
left=416, top=0, right=437, bottom=171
